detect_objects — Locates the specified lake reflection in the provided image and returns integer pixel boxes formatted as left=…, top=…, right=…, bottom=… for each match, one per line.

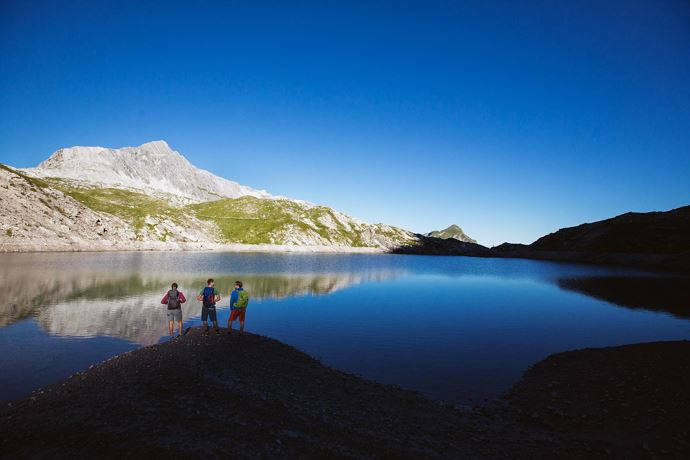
left=0, top=253, right=398, bottom=345
left=1, top=252, right=689, bottom=404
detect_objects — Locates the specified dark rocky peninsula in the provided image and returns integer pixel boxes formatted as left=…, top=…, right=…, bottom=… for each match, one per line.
left=2, top=328, right=688, bottom=458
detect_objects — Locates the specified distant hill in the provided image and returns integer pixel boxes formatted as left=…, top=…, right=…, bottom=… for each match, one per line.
left=530, top=206, right=690, bottom=254
left=426, top=224, right=476, bottom=243
left=492, top=206, right=690, bottom=272
left=393, top=207, right=690, bottom=270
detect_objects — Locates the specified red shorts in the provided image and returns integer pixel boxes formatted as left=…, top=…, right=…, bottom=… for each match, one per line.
left=230, top=308, right=246, bottom=322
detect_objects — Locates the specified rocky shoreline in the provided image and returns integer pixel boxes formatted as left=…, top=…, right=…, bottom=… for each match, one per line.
left=3, top=240, right=689, bottom=275
left=1, top=329, right=688, bottom=458
left=0, top=242, right=385, bottom=254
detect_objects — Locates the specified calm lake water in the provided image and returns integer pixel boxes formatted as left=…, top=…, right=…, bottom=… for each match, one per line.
left=1, top=252, right=689, bottom=404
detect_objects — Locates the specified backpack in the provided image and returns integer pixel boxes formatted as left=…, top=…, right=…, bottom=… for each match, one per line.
left=202, top=287, right=215, bottom=307
left=236, top=290, right=249, bottom=308
left=167, top=289, right=181, bottom=310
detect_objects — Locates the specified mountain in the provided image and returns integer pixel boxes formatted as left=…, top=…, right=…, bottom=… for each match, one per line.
left=22, top=140, right=271, bottom=203
left=426, top=224, right=476, bottom=243
left=1, top=141, right=418, bottom=252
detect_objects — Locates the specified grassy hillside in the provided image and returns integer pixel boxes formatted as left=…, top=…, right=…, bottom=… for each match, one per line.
left=20, top=179, right=414, bottom=248
left=189, top=196, right=374, bottom=246
left=49, top=180, right=181, bottom=232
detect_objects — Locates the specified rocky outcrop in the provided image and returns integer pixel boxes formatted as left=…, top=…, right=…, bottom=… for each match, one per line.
left=0, top=164, right=224, bottom=252
left=0, top=164, right=136, bottom=251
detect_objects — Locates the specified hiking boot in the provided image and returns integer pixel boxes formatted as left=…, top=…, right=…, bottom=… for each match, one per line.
left=214, top=328, right=220, bottom=335
left=204, top=328, right=209, bottom=336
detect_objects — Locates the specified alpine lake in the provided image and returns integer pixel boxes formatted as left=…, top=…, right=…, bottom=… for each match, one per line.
left=2, top=251, right=688, bottom=404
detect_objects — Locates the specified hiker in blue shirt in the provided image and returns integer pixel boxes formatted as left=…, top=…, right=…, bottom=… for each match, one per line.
left=227, top=280, right=250, bottom=335
left=196, top=278, right=221, bottom=335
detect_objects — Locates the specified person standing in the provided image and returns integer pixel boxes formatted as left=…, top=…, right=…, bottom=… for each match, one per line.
left=161, top=282, right=186, bottom=339
left=227, top=280, right=250, bottom=335
left=197, top=278, right=221, bottom=335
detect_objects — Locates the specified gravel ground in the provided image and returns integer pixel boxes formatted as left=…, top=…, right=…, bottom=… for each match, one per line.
left=501, top=341, right=690, bottom=459
left=1, top=329, right=688, bottom=459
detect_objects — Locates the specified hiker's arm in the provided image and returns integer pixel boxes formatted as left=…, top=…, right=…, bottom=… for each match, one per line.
left=179, top=292, right=187, bottom=303
left=215, top=294, right=221, bottom=302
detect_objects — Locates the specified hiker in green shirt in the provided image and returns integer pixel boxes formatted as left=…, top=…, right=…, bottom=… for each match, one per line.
left=228, top=280, right=250, bottom=335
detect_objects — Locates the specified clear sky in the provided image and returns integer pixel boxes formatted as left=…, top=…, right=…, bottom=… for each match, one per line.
left=1, top=1, right=689, bottom=246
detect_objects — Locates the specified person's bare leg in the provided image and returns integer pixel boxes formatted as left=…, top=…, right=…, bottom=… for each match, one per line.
left=212, top=320, right=219, bottom=334
left=227, top=318, right=233, bottom=334
left=168, top=320, right=174, bottom=337
left=239, top=320, right=245, bottom=335
left=177, top=320, right=183, bottom=336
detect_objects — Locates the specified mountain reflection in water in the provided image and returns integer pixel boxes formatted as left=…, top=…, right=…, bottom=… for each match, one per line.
left=0, top=263, right=399, bottom=345
left=557, top=276, right=690, bottom=320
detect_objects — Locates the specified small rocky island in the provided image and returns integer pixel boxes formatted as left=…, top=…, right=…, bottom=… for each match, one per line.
left=1, top=328, right=688, bottom=458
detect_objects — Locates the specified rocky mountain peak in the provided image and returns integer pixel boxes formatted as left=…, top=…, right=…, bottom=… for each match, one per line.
left=22, top=141, right=271, bottom=203
left=138, top=140, right=171, bottom=151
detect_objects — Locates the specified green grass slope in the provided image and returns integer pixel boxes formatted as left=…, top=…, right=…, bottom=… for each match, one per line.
left=48, top=180, right=181, bottom=232
left=189, top=196, right=379, bottom=246
left=20, top=179, right=415, bottom=248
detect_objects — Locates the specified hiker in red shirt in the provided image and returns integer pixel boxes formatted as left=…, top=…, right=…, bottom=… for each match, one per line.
left=161, top=283, right=187, bottom=339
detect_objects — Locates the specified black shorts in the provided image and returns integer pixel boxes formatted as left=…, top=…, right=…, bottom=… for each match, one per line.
left=201, top=305, right=217, bottom=322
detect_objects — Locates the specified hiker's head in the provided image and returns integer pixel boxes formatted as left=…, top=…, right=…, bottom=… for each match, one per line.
left=235, top=280, right=243, bottom=289
left=207, top=278, right=214, bottom=287
left=171, top=282, right=178, bottom=289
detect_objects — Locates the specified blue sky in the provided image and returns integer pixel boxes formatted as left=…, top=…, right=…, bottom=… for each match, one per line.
left=1, top=1, right=689, bottom=246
